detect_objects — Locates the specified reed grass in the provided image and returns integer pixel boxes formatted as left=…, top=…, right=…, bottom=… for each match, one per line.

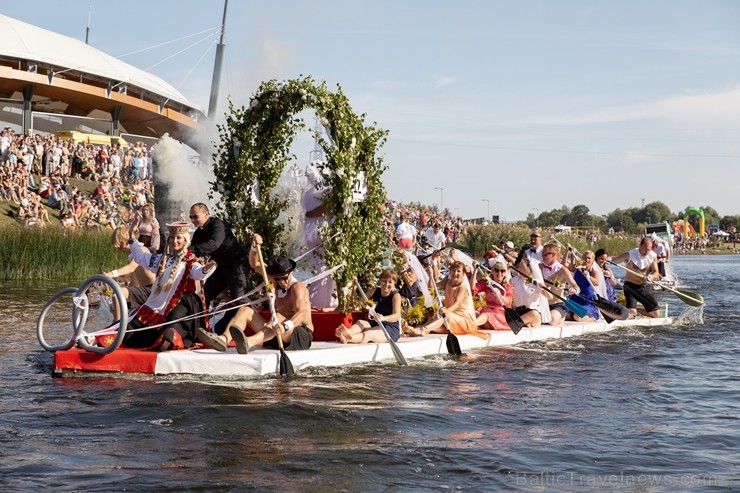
left=458, top=224, right=636, bottom=258
left=0, top=225, right=126, bottom=280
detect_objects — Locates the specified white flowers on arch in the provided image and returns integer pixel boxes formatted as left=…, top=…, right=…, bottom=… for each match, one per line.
left=209, top=77, right=389, bottom=311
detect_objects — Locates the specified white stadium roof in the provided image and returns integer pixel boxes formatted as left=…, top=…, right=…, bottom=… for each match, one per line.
left=0, top=14, right=203, bottom=114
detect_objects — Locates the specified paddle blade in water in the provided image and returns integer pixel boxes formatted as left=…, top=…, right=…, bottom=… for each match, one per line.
left=673, top=288, right=704, bottom=307
left=379, top=320, right=408, bottom=365
left=592, top=296, right=630, bottom=321
left=389, top=339, right=409, bottom=366
left=504, top=307, right=526, bottom=334
left=279, top=349, right=295, bottom=377
left=446, top=333, right=462, bottom=356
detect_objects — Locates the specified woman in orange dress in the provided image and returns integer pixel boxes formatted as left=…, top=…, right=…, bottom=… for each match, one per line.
left=406, top=261, right=487, bottom=340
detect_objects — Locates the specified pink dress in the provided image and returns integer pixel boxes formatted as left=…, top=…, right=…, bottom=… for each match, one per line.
left=473, top=280, right=513, bottom=331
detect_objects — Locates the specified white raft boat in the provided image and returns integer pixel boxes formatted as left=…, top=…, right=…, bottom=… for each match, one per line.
left=53, top=316, right=672, bottom=379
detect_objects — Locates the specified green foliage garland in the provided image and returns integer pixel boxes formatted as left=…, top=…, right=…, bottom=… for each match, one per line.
left=210, top=77, right=389, bottom=311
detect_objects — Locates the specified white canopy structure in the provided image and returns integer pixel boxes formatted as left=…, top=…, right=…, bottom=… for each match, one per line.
left=0, top=14, right=204, bottom=142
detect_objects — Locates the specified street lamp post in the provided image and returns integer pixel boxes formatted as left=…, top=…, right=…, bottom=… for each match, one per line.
left=434, top=187, right=444, bottom=211
left=482, top=199, right=490, bottom=222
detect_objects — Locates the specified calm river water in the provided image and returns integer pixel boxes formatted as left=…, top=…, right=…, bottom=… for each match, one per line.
left=1, top=256, right=738, bottom=492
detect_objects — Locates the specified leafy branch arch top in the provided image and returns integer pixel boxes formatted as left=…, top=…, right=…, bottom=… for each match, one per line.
left=210, top=77, right=389, bottom=310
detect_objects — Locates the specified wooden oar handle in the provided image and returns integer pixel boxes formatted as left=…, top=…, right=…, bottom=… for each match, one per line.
left=255, top=243, right=285, bottom=350
left=607, top=259, right=651, bottom=281
left=509, top=265, right=566, bottom=302
left=353, top=277, right=369, bottom=302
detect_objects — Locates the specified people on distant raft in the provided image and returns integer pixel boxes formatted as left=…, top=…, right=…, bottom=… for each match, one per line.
left=196, top=233, right=314, bottom=353
left=651, top=234, right=671, bottom=278
left=189, top=202, right=249, bottom=333
left=405, top=261, right=488, bottom=340
left=610, top=237, right=661, bottom=318
left=336, top=269, right=402, bottom=344
left=422, top=222, right=446, bottom=282
left=119, top=221, right=216, bottom=351
left=301, top=161, right=338, bottom=310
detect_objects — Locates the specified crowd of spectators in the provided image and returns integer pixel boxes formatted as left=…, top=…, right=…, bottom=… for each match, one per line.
left=0, top=127, right=154, bottom=231
left=382, top=200, right=467, bottom=249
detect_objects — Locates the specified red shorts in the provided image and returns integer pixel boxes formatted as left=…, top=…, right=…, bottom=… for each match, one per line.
left=397, top=238, right=413, bottom=249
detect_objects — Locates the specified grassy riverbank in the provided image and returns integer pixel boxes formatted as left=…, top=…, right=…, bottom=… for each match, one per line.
left=0, top=175, right=99, bottom=228
left=0, top=225, right=126, bottom=280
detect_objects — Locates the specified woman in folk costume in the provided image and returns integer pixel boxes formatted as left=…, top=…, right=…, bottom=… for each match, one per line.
left=121, top=221, right=216, bottom=351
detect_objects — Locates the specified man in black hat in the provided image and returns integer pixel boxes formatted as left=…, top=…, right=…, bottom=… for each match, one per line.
left=196, top=233, right=314, bottom=353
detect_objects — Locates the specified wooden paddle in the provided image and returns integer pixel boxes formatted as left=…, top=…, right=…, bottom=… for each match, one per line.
left=476, top=266, right=525, bottom=334
left=431, top=281, right=463, bottom=356
left=508, top=265, right=589, bottom=319
left=255, top=244, right=295, bottom=377
left=353, top=278, right=408, bottom=366
left=607, top=260, right=704, bottom=307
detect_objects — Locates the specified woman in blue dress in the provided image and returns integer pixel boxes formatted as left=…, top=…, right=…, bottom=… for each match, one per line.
left=566, top=250, right=601, bottom=322
left=336, top=269, right=402, bottom=344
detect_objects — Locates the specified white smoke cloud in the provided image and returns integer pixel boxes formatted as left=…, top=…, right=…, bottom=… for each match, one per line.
left=151, top=134, right=218, bottom=220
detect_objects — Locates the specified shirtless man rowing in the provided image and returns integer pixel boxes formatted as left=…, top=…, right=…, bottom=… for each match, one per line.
left=196, top=233, right=314, bottom=353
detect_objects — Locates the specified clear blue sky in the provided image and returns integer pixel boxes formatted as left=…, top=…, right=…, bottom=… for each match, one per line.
left=5, top=1, right=740, bottom=220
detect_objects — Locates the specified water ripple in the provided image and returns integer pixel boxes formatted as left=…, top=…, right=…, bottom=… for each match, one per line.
left=1, top=257, right=739, bottom=491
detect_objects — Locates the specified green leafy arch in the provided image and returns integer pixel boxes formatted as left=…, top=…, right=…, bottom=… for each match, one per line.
left=210, top=77, right=389, bottom=310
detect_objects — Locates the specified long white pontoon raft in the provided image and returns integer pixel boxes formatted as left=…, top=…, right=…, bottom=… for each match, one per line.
left=53, top=316, right=672, bottom=379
